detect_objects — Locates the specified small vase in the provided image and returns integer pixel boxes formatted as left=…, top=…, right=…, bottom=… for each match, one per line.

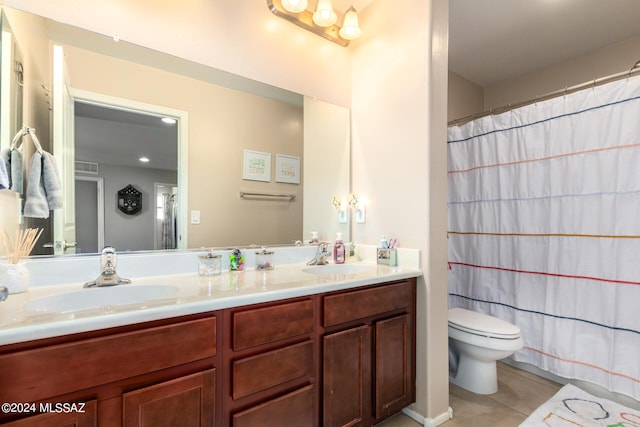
left=0, top=261, right=30, bottom=294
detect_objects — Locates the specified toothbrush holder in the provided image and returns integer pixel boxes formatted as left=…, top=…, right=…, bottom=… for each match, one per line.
left=376, top=248, right=398, bottom=267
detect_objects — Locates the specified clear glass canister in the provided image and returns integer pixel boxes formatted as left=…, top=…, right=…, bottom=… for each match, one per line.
left=198, top=253, right=222, bottom=276
left=255, top=250, right=275, bottom=270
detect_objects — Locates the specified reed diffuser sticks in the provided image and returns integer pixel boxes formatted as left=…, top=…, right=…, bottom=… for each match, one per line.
left=0, top=228, right=43, bottom=264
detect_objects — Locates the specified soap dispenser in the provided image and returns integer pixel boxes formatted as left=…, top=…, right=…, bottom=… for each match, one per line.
left=334, top=233, right=346, bottom=264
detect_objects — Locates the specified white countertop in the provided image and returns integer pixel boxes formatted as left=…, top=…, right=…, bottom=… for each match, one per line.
left=0, top=262, right=422, bottom=346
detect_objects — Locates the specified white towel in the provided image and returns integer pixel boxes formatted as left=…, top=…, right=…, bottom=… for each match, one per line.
left=23, top=151, right=63, bottom=218
left=0, top=147, right=24, bottom=193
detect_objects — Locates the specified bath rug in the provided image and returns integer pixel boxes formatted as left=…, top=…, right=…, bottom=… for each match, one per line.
left=520, top=383, right=640, bottom=426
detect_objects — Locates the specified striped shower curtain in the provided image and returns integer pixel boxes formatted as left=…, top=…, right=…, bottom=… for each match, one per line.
left=161, top=193, right=177, bottom=249
left=447, top=76, right=640, bottom=400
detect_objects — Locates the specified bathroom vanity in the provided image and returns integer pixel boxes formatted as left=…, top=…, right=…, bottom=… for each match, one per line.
left=0, top=259, right=420, bottom=426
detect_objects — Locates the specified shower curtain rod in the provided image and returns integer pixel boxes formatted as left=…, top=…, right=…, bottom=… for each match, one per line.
left=448, top=60, right=640, bottom=127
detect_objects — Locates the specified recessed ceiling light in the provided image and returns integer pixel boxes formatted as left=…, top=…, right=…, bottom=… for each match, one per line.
left=139, top=157, right=150, bottom=163
left=161, top=117, right=176, bottom=125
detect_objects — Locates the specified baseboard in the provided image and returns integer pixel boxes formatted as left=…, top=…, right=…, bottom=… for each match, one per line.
left=402, top=406, right=453, bottom=427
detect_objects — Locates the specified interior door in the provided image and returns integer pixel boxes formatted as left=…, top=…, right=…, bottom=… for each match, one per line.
left=52, top=44, right=77, bottom=254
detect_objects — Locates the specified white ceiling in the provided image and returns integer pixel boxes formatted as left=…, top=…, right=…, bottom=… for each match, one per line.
left=449, top=0, right=640, bottom=87
left=75, top=102, right=178, bottom=172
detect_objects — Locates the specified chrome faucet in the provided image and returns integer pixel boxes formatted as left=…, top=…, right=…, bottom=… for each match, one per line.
left=307, top=242, right=332, bottom=266
left=83, top=246, right=131, bottom=288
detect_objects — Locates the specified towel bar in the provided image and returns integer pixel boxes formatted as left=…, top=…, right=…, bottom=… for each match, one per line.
left=239, top=191, right=295, bottom=201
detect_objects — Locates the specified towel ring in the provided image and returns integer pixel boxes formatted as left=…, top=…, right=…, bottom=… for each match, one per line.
left=10, top=126, right=44, bottom=154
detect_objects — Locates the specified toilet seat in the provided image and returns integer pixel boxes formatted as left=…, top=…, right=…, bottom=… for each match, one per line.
left=449, top=307, right=520, bottom=340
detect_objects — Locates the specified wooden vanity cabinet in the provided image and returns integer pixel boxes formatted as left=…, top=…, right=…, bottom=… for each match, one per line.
left=0, top=277, right=417, bottom=427
left=0, top=314, right=218, bottom=427
left=221, top=298, right=317, bottom=427
left=322, top=279, right=417, bottom=427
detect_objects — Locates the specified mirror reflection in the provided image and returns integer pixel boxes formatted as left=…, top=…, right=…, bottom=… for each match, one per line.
left=74, top=101, right=178, bottom=254
left=0, top=6, right=350, bottom=256
left=0, top=10, right=23, bottom=154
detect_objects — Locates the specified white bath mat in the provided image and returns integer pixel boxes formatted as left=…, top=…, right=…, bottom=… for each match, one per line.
left=519, top=383, right=640, bottom=426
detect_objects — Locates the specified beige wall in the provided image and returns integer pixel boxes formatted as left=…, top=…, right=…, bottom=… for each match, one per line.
left=62, top=45, right=303, bottom=248
left=449, top=35, right=640, bottom=123
left=351, top=0, right=450, bottom=420
left=0, top=191, right=18, bottom=231
left=448, top=70, right=483, bottom=122
left=485, top=35, right=640, bottom=110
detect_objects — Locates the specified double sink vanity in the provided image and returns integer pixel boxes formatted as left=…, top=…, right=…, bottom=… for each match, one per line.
left=0, top=246, right=421, bottom=426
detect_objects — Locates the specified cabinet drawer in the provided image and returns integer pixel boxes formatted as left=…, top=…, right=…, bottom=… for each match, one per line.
left=0, top=316, right=217, bottom=403
left=232, top=299, right=313, bottom=351
left=324, top=281, right=412, bottom=327
left=232, top=384, right=315, bottom=427
left=233, top=340, right=314, bottom=400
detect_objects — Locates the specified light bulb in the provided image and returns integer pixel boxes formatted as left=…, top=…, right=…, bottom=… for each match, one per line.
left=339, top=6, right=362, bottom=40
left=312, top=0, right=337, bottom=27
left=281, top=0, right=308, bottom=13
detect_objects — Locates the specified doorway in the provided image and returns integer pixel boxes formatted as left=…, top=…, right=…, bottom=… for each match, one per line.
left=154, top=182, right=178, bottom=250
left=74, top=176, right=104, bottom=253
left=72, top=89, right=188, bottom=252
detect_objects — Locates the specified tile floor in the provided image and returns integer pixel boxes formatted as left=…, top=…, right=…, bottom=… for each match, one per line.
left=376, top=362, right=563, bottom=427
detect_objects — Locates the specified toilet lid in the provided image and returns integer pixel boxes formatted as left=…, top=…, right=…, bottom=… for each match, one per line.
left=448, top=307, right=521, bottom=339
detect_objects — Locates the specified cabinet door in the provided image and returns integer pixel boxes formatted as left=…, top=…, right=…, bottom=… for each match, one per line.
left=323, top=325, right=371, bottom=427
left=375, top=314, right=412, bottom=419
left=123, top=369, right=215, bottom=427
left=1, top=400, right=97, bottom=427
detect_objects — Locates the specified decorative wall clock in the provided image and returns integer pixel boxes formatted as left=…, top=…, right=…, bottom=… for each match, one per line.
left=117, top=184, right=142, bottom=215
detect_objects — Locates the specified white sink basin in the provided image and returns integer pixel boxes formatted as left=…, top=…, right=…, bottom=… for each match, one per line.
left=302, top=264, right=375, bottom=276
left=23, top=285, right=179, bottom=314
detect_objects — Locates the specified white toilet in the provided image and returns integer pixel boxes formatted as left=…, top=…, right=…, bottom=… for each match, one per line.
left=448, top=307, right=523, bottom=395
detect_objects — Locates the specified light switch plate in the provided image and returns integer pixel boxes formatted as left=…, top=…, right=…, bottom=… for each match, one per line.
left=338, top=209, right=348, bottom=224
left=355, top=204, right=366, bottom=224
left=190, top=210, right=201, bottom=224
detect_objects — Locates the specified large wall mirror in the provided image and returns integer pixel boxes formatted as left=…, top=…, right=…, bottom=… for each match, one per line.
left=0, top=9, right=23, bottom=153
left=0, top=6, right=350, bottom=256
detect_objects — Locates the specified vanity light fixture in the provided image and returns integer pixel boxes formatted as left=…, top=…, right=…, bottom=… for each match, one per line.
left=338, top=6, right=362, bottom=40
left=312, top=0, right=338, bottom=27
left=267, top=0, right=362, bottom=47
left=332, top=195, right=342, bottom=210
left=347, top=193, right=359, bottom=209
left=139, top=157, right=150, bottom=163
left=161, top=117, right=177, bottom=125
left=281, top=0, right=308, bottom=13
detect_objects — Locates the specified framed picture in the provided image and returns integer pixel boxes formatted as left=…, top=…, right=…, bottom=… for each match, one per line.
left=242, top=149, right=271, bottom=182
left=275, top=154, right=300, bottom=184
